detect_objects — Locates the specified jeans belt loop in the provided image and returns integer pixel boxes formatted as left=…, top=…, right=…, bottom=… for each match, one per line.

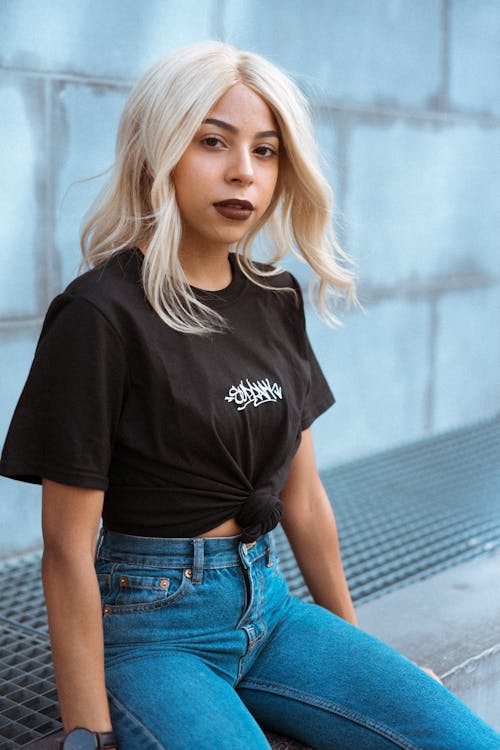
left=192, top=538, right=204, bottom=585
left=265, top=536, right=273, bottom=566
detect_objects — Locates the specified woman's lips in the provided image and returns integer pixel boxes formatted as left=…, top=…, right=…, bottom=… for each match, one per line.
left=213, top=199, right=255, bottom=221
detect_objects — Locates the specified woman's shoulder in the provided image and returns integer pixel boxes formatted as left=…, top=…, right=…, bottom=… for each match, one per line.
left=38, top=248, right=144, bottom=341
left=60, top=248, right=143, bottom=313
left=245, top=257, right=299, bottom=293
left=66, top=247, right=141, bottom=294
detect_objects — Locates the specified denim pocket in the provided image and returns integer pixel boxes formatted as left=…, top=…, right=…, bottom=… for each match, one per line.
left=96, top=564, right=192, bottom=615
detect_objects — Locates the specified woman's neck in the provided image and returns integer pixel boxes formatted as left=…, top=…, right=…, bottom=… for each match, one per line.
left=179, top=247, right=233, bottom=291
left=136, top=242, right=233, bottom=292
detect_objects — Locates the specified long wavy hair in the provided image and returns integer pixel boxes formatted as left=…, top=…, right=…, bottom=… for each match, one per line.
left=80, top=41, right=357, bottom=335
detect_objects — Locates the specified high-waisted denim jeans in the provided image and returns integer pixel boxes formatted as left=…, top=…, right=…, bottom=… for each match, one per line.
left=95, top=530, right=500, bottom=750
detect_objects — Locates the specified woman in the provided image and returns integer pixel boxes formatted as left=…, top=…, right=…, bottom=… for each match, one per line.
left=1, top=42, right=499, bottom=750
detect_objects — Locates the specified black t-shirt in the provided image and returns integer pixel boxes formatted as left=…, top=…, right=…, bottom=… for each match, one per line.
left=0, top=248, right=334, bottom=541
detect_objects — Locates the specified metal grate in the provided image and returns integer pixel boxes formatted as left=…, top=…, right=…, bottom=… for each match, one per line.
left=0, top=554, right=49, bottom=637
left=0, top=622, right=59, bottom=749
left=1, top=416, right=499, bottom=748
left=275, top=415, right=500, bottom=603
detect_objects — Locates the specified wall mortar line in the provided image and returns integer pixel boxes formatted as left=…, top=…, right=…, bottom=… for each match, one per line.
left=0, top=64, right=134, bottom=89
left=314, top=103, right=500, bottom=128
left=44, top=76, right=55, bottom=306
left=3, top=66, right=500, bottom=127
left=425, top=298, right=438, bottom=433
left=441, top=0, right=451, bottom=108
left=212, top=0, right=226, bottom=40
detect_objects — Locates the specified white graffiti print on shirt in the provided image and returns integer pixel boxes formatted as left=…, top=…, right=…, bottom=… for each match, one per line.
left=225, top=378, right=283, bottom=411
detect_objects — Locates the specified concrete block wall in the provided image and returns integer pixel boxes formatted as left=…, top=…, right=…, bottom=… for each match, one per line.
left=1, top=1, right=499, bottom=556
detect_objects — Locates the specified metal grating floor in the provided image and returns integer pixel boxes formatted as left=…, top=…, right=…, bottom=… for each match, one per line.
left=0, top=619, right=59, bottom=748
left=1, top=416, right=499, bottom=748
left=276, top=415, right=500, bottom=603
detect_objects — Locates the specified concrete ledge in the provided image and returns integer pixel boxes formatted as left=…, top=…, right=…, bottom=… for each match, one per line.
left=358, top=548, right=500, bottom=731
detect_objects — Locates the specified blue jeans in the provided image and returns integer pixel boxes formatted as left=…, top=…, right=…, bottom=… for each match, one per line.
left=95, top=530, right=500, bottom=750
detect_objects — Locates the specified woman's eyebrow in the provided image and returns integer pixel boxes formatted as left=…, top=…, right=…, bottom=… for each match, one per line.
left=202, top=118, right=280, bottom=140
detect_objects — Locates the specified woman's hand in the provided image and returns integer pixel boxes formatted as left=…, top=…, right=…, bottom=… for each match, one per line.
left=419, top=665, right=443, bottom=684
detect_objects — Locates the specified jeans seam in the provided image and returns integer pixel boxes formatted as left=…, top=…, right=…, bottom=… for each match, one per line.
left=98, top=554, right=241, bottom=569
left=238, top=678, right=422, bottom=750
left=107, top=688, right=166, bottom=749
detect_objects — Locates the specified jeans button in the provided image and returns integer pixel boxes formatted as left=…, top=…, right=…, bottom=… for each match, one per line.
left=184, top=568, right=192, bottom=578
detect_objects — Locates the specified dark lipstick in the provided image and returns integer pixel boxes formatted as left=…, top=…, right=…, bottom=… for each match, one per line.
left=213, top=199, right=255, bottom=221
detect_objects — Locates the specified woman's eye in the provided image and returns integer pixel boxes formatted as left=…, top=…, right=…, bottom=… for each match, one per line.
left=255, top=145, right=278, bottom=158
left=201, top=136, right=223, bottom=148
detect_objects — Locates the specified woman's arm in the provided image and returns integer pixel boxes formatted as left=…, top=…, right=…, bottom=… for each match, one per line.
left=279, top=429, right=358, bottom=626
left=41, top=478, right=114, bottom=734
left=280, top=432, right=444, bottom=683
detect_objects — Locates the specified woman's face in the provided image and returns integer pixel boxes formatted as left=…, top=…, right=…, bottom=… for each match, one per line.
left=172, top=83, right=280, bottom=255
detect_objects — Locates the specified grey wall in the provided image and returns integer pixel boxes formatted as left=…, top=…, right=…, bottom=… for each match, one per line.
left=1, top=0, right=499, bottom=557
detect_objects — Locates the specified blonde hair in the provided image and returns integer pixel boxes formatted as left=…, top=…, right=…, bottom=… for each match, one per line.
left=80, top=41, right=357, bottom=334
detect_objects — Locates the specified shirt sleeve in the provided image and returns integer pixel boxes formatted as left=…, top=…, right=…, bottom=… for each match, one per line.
left=300, top=332, right=336, bottom=430
left=0, top=293, right=128, bottom=489
left=289, top=274, right=335, bottom=431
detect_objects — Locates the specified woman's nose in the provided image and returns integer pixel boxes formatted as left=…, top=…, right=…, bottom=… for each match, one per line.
left=225, top=148, right=254, bottom=185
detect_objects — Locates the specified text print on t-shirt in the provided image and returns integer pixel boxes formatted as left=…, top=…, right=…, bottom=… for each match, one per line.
left=225, top=378, right=283, bottom=411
